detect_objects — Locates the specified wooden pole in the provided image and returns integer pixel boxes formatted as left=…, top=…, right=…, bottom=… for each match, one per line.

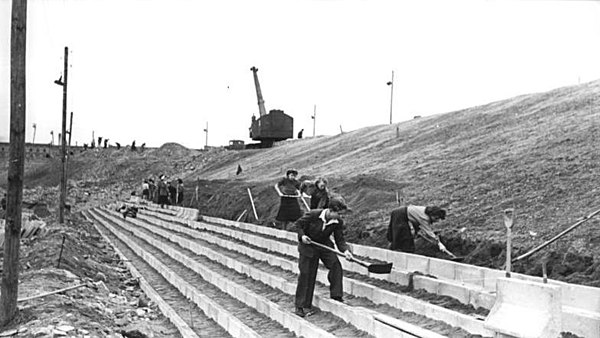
left=1, top=0, right=27, bottom=325
left=247, top=188, right=258, bottom=221
left=59, top=47, right=69, bottom=224
left=503, top=208, right=515, bottom=277
left=512, top=207, right=600, bottom=263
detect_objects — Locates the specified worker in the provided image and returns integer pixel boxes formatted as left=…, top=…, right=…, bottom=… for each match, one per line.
left=274, top=169, right=302, bottom=230
left=387, top=205, right=448, bottom=253
left=309, top=177, right=329, bottom=209
left=294, top=195, right=353, bottom=317
left=142, top=180, right=150, bottom=201
left=156, top=175, right=169, bottom=208
left=176, top=178, right=184, bottom=206
left=298, top=129, right=304, bottom=139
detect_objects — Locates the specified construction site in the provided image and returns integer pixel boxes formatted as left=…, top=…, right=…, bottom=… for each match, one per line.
left=2, top=1, right=600, bottom=338
left=0, top=75, right=599, bottom=337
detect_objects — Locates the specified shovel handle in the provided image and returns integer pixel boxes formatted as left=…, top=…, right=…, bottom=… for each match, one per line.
left=307, top=240, right=370, bottom=268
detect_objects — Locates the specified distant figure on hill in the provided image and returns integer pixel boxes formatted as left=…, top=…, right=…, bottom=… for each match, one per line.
left=176, top=179, right=184, bottom=206
left=387, top=205, right=448, bottom=254
left=156, top=175, right=169, bottom=208
left=274, top=169, right=302, bottom=230
left=131, top=141, right=137, bottom=151
left=297, top=129, right=304, bottom=139
left=115, top=142, right=121, bottom=150
left=98, top=137, right=102, bottom=147
left=141, top=143, right=146, bottom=151
left=104, top=139, right=109, bottom=148
left=90, top=140, right=95, bottom=149
left=83, top=143, right=88, bottom=150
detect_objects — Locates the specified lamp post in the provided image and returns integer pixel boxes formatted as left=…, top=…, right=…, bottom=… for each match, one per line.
left=387, top=70, right=394, bottom=124
left=203, top=122, right=208, bottom=149
left=311, top=104, right=316, bottom=137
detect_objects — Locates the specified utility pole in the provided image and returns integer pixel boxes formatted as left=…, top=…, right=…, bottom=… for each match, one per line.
left=31, top=123, right=36, bottom=144
left=2, top=0, right=27, bottom=325
left=55, top=46, right=68, bottom=224
left=203, top=122, right=208, bottom=149
left=387, top=70, right=394, bottom=124
left=311, top=105, right=316, bottom=137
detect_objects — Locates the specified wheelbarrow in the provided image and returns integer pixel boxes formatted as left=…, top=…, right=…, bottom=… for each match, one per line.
left=308, top=240, right=393, bottom=274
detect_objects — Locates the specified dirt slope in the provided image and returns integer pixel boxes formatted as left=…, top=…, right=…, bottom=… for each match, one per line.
left=2, top=80, right=600, bottom=287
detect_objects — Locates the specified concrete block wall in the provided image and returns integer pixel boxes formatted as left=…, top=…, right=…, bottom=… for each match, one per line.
left=95, top=209, right=336, bottom=338
left=133, top=208, right=493, bottom=337
left=82, top=211, right=200, bottom=338
left=133, top=203, right=600, bottom=338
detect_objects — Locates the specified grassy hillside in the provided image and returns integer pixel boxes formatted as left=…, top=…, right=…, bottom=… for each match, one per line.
left=2, top=80, right=599, bottom=286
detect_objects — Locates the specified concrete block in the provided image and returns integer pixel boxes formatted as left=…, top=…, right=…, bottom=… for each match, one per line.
left=437, top=280, right=470, bottom=304
left=227, top=318, right=242, bottom=338
left=389, top=270, right=412, bottom=286
left=469, top=288, right=496, bottom=310
left=428, top=258, right=455, bottom=280
left=413, top=275, right=439, bottom=294
left=455, top=264, right=485, bottom=287
left=405, top=255, right=430, bottom=274
left=351, top=281, right=374, bottom=299
left=484, top=277, right=561, bottom=338
left=387, top=251, right=408, bottom=271
left=561, top=306, right=600, bottom=338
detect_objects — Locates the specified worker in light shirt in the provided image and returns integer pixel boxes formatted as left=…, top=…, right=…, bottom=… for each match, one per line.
left=387, top=205, right=448, bottom=253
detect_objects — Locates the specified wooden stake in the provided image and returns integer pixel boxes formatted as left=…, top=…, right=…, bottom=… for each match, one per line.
left=247, top=188, right=258, bottom=221
left=235, top=210, right=247, bottom=222
left=1, top=0, right=28, bottom=325
left=503, top=208, right=515, bottom=278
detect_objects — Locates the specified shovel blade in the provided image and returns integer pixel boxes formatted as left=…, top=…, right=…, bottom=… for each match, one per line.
left=367, top=262, right=393, bottom=274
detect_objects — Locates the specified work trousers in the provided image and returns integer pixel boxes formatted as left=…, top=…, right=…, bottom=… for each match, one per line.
left=295, top=249, right=343, bottom=309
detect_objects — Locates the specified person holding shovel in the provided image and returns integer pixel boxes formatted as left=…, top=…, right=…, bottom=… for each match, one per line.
left=387, top=205, right=449, bottom=254
left=274, top=169, right=302, bottom=230
left=294, top=195, right=353, bottom=317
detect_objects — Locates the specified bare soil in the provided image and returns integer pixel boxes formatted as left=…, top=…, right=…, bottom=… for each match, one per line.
left=0, top=79, right=599, bottom=333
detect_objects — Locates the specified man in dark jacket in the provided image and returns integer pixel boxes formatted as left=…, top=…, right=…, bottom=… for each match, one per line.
left=294, top=196, right=353, bottom=317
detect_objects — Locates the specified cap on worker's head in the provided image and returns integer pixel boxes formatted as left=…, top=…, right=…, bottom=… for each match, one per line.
left=329, top=195, right=352, bottom=213
left=159, top=174, right=166, bottom=180
left=425, top=206, right=446, bottom=220
left=286, top=168, right=298, bottom=176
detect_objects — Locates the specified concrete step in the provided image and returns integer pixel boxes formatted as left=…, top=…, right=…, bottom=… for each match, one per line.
left=127, top=206, right=491, bottom=337
left=91, top=208, right=376, bottom=338
left=131, top=202, right=600, bottom=338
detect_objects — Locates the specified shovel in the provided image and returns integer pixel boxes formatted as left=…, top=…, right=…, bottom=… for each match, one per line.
left=308, top=240, right=393, bottom=274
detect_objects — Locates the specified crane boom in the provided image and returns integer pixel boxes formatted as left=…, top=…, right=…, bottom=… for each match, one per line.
left=250, top=66, right=267, bottom=117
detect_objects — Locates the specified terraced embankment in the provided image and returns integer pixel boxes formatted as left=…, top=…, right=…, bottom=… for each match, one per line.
left=82, top=202, right=600, bottom=338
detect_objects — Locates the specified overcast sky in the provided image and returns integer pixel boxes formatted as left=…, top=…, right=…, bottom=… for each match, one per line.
left=1, top=0, right=600, bottom=149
